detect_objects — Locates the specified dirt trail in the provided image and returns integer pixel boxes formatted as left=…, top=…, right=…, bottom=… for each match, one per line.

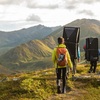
left=48, top=88, right=87, bottom=100
left=48, top=73, right=100, bottom=100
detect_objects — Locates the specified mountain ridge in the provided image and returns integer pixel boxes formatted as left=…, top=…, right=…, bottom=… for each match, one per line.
left=0, top=18, right=100, bottom=72
left=0, top=24, right=61, bottom=55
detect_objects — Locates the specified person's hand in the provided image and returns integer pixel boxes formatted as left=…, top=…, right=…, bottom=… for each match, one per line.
left=70, top=67, right=73, bottom=73
left=77, top=58, right=80, bottom=62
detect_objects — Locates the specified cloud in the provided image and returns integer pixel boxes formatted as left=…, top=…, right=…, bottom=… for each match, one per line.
left=66, top=5, right=76, bottom=10
left=26, top=14, right=42, bottom=22
left=63, top=0, right=100, bottom=4
left=63, top=0, right=100, bottom=10
left=0, top=0, right=59, bottom=9
left=0, top=0, right=100, bottom=7
left=62, top=0, right=78, bottom=9
left=27, top=4, right=59, bottom=9
left=26, top=0, right=59, bottom=9
left=82, top=0, right=100, bottom=4
left=78, top=10, right=94, bottom=16
left=0, top=0, right=22, bottom=5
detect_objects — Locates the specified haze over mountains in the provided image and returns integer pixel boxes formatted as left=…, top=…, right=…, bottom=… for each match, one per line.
left=0, top=24, right=61, bottom=55
left=0, top=18, right=100, bottom=73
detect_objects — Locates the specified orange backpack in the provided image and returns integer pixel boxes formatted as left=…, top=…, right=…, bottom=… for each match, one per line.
left=56, top=47, right=67, bottom=66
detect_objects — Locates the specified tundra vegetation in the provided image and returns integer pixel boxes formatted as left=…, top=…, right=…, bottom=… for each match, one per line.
left=0, top=63, right=100, bottom=100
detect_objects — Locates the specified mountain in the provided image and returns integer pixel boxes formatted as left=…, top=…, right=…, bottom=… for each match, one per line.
left=0, top=25, right=61, bottom=55
left=45, top=18, right=100, bottom=50
left=0, top=18, right=100, bottom=72
left=0, top=64, right=13, bottom=74
left=0, top=39, right=52, bottom=71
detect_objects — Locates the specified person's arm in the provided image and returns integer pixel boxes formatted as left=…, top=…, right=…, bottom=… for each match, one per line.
left=77, top=47, right=80, bottom=62
left=52, top=48, right=56, bottom=64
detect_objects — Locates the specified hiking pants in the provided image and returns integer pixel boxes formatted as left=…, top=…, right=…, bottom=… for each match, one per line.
left=90, top=61, right=97, bottom=73
left=56, top=67, right=66, bottom=93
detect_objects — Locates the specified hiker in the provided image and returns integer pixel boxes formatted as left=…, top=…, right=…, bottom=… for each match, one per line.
left=88, top=49, right=100, bottom=73
left=52, top=37, right=73, bottom=94
left=83, top=45, right=98, bottom=73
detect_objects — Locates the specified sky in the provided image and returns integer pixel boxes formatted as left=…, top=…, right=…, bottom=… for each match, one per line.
left=0, top=0, right=100, bottom=31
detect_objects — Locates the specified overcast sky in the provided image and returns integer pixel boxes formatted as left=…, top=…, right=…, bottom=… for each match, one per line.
left=0, top=0, right=100, bottom=31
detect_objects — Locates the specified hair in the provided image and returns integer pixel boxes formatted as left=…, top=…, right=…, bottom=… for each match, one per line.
left=58, top=37, right=64, bottom=44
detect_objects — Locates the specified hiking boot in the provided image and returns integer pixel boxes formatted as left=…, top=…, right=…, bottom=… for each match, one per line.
left=57, top=86, right=61, bottom=94
left=62, top=90, right=66, bottom=94
left=93, top=71, right=96, bottom=73
left=88, top=70, right=92, bottom=73
left=62, top=87, right=66, bottom=94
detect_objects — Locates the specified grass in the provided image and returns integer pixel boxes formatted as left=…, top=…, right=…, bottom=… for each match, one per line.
left=0, top=64, right=100, bottom=100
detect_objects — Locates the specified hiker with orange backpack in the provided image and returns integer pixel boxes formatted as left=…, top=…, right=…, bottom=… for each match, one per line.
left=52, top=37, right=73, bottom=94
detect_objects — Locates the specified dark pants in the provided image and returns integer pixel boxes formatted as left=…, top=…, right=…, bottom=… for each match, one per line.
left=56, top=67, right=66, bottom=93
left=89, top=61, right=97, bottom=73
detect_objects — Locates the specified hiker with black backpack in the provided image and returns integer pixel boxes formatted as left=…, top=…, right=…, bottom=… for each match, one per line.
left=52, top=37, right=73, bottom=94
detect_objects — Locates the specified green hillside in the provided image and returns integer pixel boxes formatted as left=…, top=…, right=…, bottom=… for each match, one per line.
left=0, top=64, right=100, bottom=100
left=0, top=64, right=13, bottom=74
left=0, top=39, right=52, bottom=71
left=0, top=25, right=61, bottom=55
